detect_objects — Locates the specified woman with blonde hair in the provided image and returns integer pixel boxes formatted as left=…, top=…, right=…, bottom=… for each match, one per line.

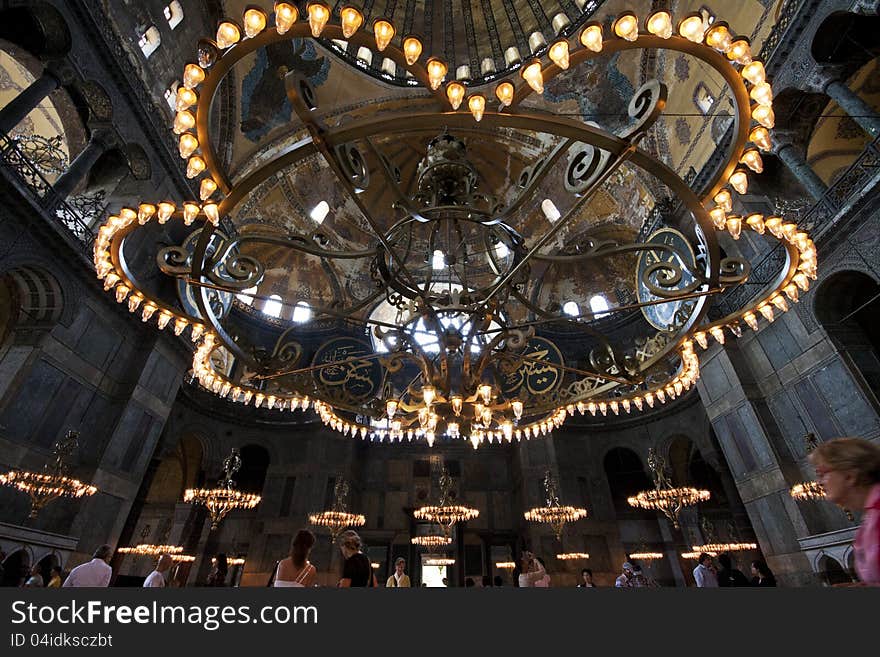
left=274, top=529, right=316, bottom=587
left=810, top=437, right=880, bottom=585
left=337, top=530, right=376, bottom=587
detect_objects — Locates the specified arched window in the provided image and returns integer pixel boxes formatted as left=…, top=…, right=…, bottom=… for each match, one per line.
left=562, top=301, right=579, bottom=316
left=164, top=2, right=184, bottom=29
left=236, top=286, right=257, bottom=306
left=292, top=301, right=312, bottom=323
left=310, top=201, right=329, bottom=224
left=590, top=294, right=609, bottom=318
left=163, top=81, right=179, bottom=111
left=263, top=295, right=283, bottom=318
left=138, top=26, right=161, bottom=58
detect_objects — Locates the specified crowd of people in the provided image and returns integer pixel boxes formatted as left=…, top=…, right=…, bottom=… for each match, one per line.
left=3, top=436, right=877, bottom=589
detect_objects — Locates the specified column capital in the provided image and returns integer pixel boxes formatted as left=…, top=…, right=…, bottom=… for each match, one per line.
left=44, top=59, right=77, bottom=87
left=86, top=125, right=119, bottom=151
left=801, top=65, right=848, bottom=94
left=768, top=129, right=802, bottom=155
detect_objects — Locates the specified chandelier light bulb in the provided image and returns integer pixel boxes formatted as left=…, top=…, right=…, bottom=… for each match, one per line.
left=764, top=216, right=783, bottom=237
left=426, top=431, right=435, bottom=447
left=173, top=111, right=195, bottom=135
left=478, top=384, right=492, bottom=405
left=386, top=399, right=398, bottom=418
left=709, top=206, right=727, bottom=230
left=137, top=203, right=156, bottom=225
left=307, top=3, right=330, bottom=37
left=157, top=202, right=175, bottom=224
left=741, top=148, right=764, bottom=173
left=495, top=81, right=514, bottom=107
left=771, top=294, right=789, bottom=313
left=521, top=61, right=544, bottom=94
left=157, top=311, right=173, bottom=330
left=468, top=94, right=485, bottom=122
left=202, top=203, right=219, bottom=225
left=127, top=294, right=143, bottom=313
left=338, top=7, right=363, bottom=38
left=709, top=326, right=725, bottom=345
left=705, top=22, right=732, bottom=51
left=714, top=189, right=733, bottom=212
left=613, top=12, right=639, bottom=41
left=728, top=169, right=748, bottom=194
left=216, top=21, right=241, bottom=49
left=450, top=396, right=463, bottom=415
left=746, top=213, right=765, bottom=234
left=580, top=22, right=603, bottom=52
left=422, top=386, right=436, bottom=407
left=784, top=284, right=799, bottom=303
left=742, top=60, right=766, bottom=85
left=750, top=82, right=773, bottom=107
left=548, top=39, right=570, bottom=69
left=199, top=178, right=218, bottom=201
left=141, top=303, right=157, bottom=322
left=758, top=304, right=775, bottom=322
left=511, top=399, right=523, bottom=419
left=186, top=156, right=206, bottom=179
left=446, top=81, right=465, bottom=110
left=243, top=7, right=267, bottom=38
left=373, top=19, right=395, bottom=51
left=178, top=133, right=199, bottom=159
left=175, top=87, right=197, bottom=111
left=403, top=36, right=422, bottom=65
left=274, top=2, right=298, bottom=35
left=694, top=331, right=708, bottom=349
left=678, top=13, right=705, bottom=43
left=726, top=37, right=752, bottom=64
left=174, top=318, right=188, bottom=336
left=781, top=222, right=798, bottom=242
left=182, top=202, right=200, bottom=225
left=646, top=11, right=673, bottom=39
left=115, top=284, right=130, bottom=303
left=183, top=63, right=205, bottom=89
left=726, top=215, right=742, bottom=240
left=749, top=125, right=772, bottom=151
left=742, top=312, right=758, bottom=331
left=426, top=58, right=448, bottom=91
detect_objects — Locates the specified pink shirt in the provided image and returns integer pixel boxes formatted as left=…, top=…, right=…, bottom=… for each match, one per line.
left=855, top=483, right=880, bottom=586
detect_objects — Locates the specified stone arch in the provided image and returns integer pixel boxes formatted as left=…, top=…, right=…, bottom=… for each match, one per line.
left=602, top=446, right=653, bottom=517
left=237, top=444, right=271, bottom=495
left=816, top=553, right=851, bottom=586
left=0, top=4, right=71, bottom=59
left=811, top=12, right=880, bottom=68
left=0, top=547, right=33, bottom=586
left=0, top=264, right=67, bottom=348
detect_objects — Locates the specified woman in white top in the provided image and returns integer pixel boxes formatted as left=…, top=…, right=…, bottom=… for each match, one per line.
left=517, top=551, right=547, bottom=588
left=274, top=530, right=317, bottom=587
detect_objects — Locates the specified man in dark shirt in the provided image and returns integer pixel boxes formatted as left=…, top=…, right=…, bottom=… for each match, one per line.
left=716, top=553, right=749, bottom=587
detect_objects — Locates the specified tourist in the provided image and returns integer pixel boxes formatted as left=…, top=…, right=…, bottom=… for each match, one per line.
left=23, top=563, right=43, bottom=587
left=62, top=545, right=112, bottom=587
left=386, top=557, right=410, bottom=587
left=465, top=577, right=475, bottom=587
left=481, top=575, right=492, bottom=587
left=810, top=437, right=880, bottom=585
left=631, top=564, right=659, bottom=587
left=46, top=566, right=62, bottom=588
left=275, top=529, right=316, bottom=587
left=517, top=551, right=547, bottom=587
left=534, top=557, right=551, bottom=587
left=614, top=561, right=634, bottom=587
left=717, top=553, right=749, bottom=587
left=693, top=553, right=718, bottom=587
left=578, top=568, right=595, bottom=587
left=338, top=530, right=376, bottom=587
left=493, top=575, right=503, bottom=587
left=207, top=553, right=228, bottom=586
left=143, top=554, right=173, bottom=588
left=750, top=560, right=777, bottom=587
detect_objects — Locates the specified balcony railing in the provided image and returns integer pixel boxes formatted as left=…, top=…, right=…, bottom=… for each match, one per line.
left=0, top=134, right=99, bottom=255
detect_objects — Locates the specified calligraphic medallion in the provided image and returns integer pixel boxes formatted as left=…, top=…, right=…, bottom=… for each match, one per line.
left=312, top=338, right=381, bottom=403
left=500, top=337, right=564, bottom=399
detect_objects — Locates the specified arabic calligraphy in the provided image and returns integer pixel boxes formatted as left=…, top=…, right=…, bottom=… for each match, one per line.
left=500, top=337, right=564, bottom=398
left=312, top=338, right=380, bottom=402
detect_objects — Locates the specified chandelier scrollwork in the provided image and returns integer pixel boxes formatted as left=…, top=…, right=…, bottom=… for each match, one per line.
left=524, top=470, right=587, bottom=540
left=184, top=448, right=260, bottom=530
left=413, top=467, right=478, bottom=534
left=308, top=478, right=366, bottom=542
left=627, top=448, right=709, bottom=529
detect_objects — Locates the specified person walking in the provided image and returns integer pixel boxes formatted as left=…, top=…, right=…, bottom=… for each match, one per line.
left=386, top=557, right=411, bottom=587
left=693, top=553, right=719, bottom=587
left=143, top=554, right=173, bottom=588
left=62, top=545, right=113, bottom=587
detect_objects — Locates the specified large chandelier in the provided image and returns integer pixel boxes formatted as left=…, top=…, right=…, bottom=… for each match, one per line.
left=184, top=448, right=260, bottom=529
left=90, top=6, right=816, bottom=449
left=524, top=470, right=587, bottom=540
left=414, top=467, right=478, bottom=533
left=0, top=431, right=97, bottom=518
left=628, top=448, right=709, bottom=529
left=308, top=478, right=366, bottom=542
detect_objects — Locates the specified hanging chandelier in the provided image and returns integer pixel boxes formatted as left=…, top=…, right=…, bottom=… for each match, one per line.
left=413, top=467, right=478, bottom=533
left=524, top=471, right=587, bottom=540
left=789, top=433, right=826, bottom=500
left=556, top=552, right=590, bottom=561
left=628, top=448, right=709, bottom=529
left=90, top=5, right=816, bottom=449
left=495, top=561, right=516, bottom=569
left=0, top=431, right=97, bottom=518
left=629, top=551, right=664, bottom=561
left=117, top=544, right=184, bottom=556
left=691, top=517, right=757, bottom=554
left=411, top=533, right=452, bottom=549
left=184, top=448, right=261, bottom=529
left=424, top=557, right=456, bottom=567
left=680, top=550, right=715, bottom=559
left=308, top=478, right=366, bottom=542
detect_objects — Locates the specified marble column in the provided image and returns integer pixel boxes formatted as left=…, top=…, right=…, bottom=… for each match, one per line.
left=0, top=72, right=60, bottom=135
left=775, top=141, right=829, bottom=202
left=825, top=79, right=880, bottom=139
left=52, top=128, right=115, bottom=199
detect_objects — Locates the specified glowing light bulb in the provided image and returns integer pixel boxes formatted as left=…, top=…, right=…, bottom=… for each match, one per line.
left=157, top=202, right=175, bottom=224
left=729, top=169, right=748, bottom=195
left=750, top=82, right=773, bottom=107
left=175, top=87, right=197, bottom=111
left=243, top=7, right=267, bottom=38
left=446, top=81, right=465, bottom=110
left=705, top=22, right=732, bottom=51
left=137, top=204, right=156, bottom=225
left=495, top=81, right=514, bottom=107
left=771, top=295, right=789, bottom=313
left=726, top=37, right=752, bottom=64
left=173, top=111, right=195, bottom=135
left=741, top=149, right=763, bottom=173
left=178, top=133, right=199, bottom=159
left=746, top=213, right=765, bottom=234
left=183, top=64, right=205, bottom=89
left=511, top=399, right=523, bottom=419
left=784, top=284, right=799, bottom=303
left=128, top=294, right=143, bottom=313
left=386, top=399, right=398, bottom=418
left=426, top=58, right=447, bottom=91
left=422, top=386, right=436, bottom=406
left=468, top=94, right=485, bottom=122
left=183, top=202, right=200, bottom=225
left=115, top=284, right=130, bottom=303
left=580, top=22, right=603, bottom=52
left=647, top=11, right=672, bottom=39
left=373, top=19, right=394, bottom=51
left=202, top=203, right=219, bottom=226
left=478, top=384, right=492, bottom=405
left=749, top=125, right=773, bottom=151
left=759, top=304, right=775, bottom=322
left=709, top=206, right=727, bottom=230
left=726, top=215, right=742, bottom=240
left=186, top=155, right=206, bottom=179
left=199, top=178, right=218, bottom=201
left=742, top=61, right=766, bottom=86
left=521, top=60, right=544, bottom=94
left=613, top=12, right=639, bottom=41
left=678, top=13, right=705, bottom=43
left=403, top=36, right=422, bottom=65
left=157, top=311, right=173, bottom=330
left=548, top=39, right=570, bottom=69
left=339, top=7, right=363, bottom=38
left=307, top=2, right=330, bottom=37
left=274, top=2, right=298, bottom=35
left=216, top=21, right=241, bottom=49
left=694, top=332, right=708, bottom=349
left=174, top=317, right=188, bottom=335
left=141, top=303, right=157, bottom=322
left=743, top=312, right=758, bottom=331
left=714, top=189, right=733, bottom=212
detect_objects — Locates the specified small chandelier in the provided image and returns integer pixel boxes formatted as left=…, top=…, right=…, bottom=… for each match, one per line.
left=691, top=517, right=756, bottom=554
left=524, top=470, right=587, bottom=540
left=309, top=478, right=366, bottom=542
left=184, top=448, right=260, bottom=529
left=627, top=448, right=709, bottom=529
left=681, top=550, right=715, bottom=559
left=424, top=557, right=456, bottom=567
left=556, top=552, right=590, bottom=561
left=117, top=544, right=184, bottom=557
left=495, top=561, right=516, bottom=569
left=0, top=431, right=97, bottom=518
left=629, top=551, right=663, bottom=561
left=790, top=433, right=826, bottom=500
left=414, top=467, right=479, bottom=533
left=411, top=533, right=452, bottom=548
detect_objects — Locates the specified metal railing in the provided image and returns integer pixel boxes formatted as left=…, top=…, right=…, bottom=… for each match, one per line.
left=0, top=134, right=98, bottom=254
